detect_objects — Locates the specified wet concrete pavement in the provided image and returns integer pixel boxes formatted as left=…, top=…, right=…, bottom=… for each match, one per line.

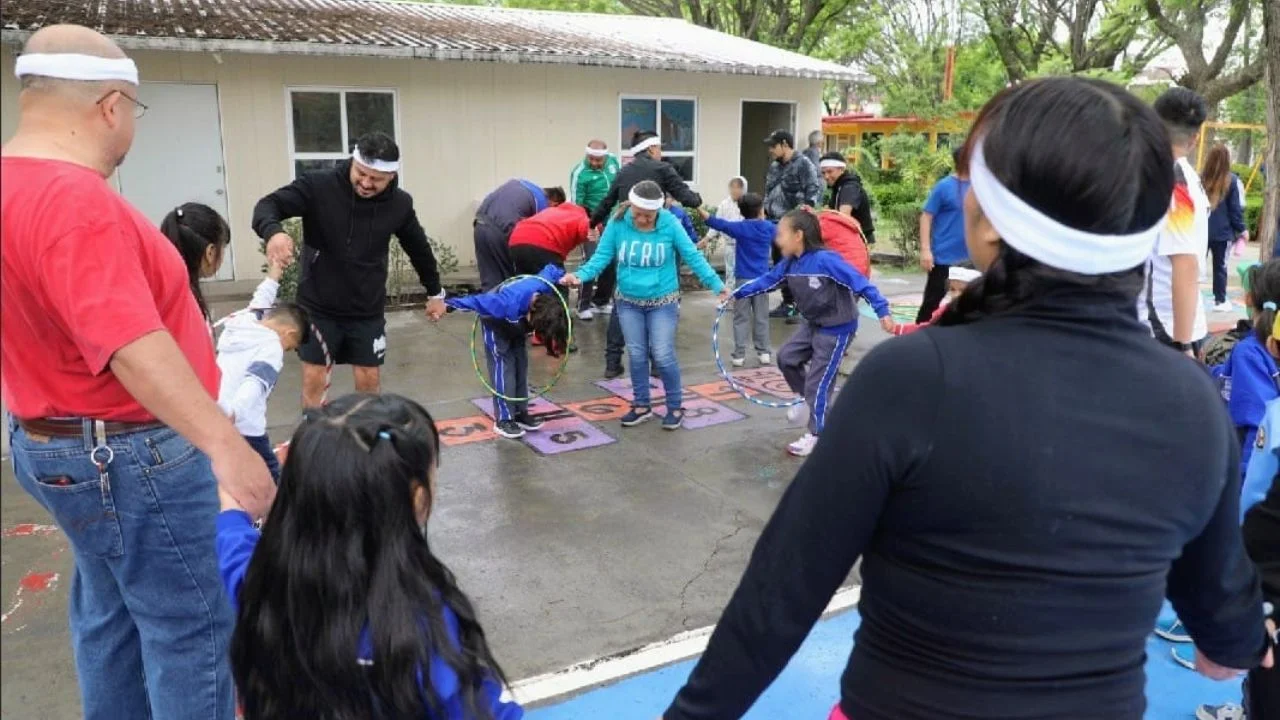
left=0, top=275, right=922, bottom=718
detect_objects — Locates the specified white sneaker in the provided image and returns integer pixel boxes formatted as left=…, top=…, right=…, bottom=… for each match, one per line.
left=595, top=302, right=614, bottom=314
left=731, top=356, right=746, bottom=367
left=757, top=352, right=772, bottom=365
left=578, top=308, right=595, bottom=321
left=1213, top=300, right=1234, bottom=313
left=786, top=400, right=807, bottom=424
left=787, top=432, right=819, bottom=457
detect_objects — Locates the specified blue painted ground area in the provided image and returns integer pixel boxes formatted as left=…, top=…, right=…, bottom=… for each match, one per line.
left=529, top=605, right=1243, bottom=720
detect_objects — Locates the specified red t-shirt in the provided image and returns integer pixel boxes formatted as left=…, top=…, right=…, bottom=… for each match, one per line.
left=1, top=157, right=219, bottom=421
left=508, top=203, right=590, bottom=260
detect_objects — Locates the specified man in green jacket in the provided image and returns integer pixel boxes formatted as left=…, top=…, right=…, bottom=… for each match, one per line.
left=570, top=139, right=620, bottom=320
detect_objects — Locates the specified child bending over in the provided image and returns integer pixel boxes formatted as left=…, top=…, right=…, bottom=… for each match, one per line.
left=217, top=393, right=521, bottom=720
left=447, top=264, right=570, bottom=440
left=734, top=209, right=894, bottom=457
left=215, top=257, right=309, bottom=482
left=698, top=192, right=775, bottom=367
left=892, top=265, right=981, bottom=336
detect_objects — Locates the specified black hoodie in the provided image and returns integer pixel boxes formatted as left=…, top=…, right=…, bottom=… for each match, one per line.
left=252, top=160, right=441, bottom=319
left=589, top=154, right=702, bottom=228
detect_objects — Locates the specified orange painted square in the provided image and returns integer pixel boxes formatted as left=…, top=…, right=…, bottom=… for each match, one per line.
left=562, top=396, right=632, bottom=422
left=436, top=415, right=497, bottom=446
left=688, top=381, right=754, bottom=402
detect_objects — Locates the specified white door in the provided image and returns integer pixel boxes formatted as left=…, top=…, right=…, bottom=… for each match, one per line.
left=117, top=83, right=234, bottom=280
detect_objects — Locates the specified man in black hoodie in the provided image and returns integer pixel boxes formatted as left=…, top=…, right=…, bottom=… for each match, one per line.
left=591, top=131, right=703, bottom=377
left=820, top=151, right=876, bottom=245
left=256, top=131, right=444, bottom=408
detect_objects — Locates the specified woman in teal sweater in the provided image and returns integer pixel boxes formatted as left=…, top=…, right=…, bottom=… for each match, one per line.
left=563, top=180, right=729, bottom=429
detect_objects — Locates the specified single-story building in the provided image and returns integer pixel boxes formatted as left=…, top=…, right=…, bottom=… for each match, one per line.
left=0, top=0, right=860, bottom=282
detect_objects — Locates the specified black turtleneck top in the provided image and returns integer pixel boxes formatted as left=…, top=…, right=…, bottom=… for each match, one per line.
left=665, top=290, right=1269, bottom=720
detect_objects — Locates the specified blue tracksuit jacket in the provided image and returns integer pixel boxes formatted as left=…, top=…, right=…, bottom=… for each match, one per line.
left=705, top=217, right=775, bottom=281
left=446, top=264, right=564, bottom=322
left=734, top=248, right=890, bottom=334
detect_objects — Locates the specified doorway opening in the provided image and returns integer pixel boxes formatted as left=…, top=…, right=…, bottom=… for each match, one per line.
left=739, top=101, right=796, bottom=195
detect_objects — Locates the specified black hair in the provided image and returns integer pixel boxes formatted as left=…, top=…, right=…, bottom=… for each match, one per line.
left=631, top=180, right=663, bottom=204
left=937, top=77, right=1172, bottom=327
left=951, top=146, right=964, bottom=169
left=529, top=293, right=569, bottom=357
left=355, top=131, right=400, bottom=163
left=1153, top=87, right=1208, bottom=146
left=544, top=187, right=567, bottom=205
left=781, top=208, right=825, bottom=252
left=737, top=192, right=764, bottom=219
left=263, top=303, right=311, bottom=345
left=631, top=130, right=658, bottom=149
left=160, top=202, right=230, bottom=320
left=230, top=393, right=508, bottom=720
left=819, top=151, right=847, bottom=166
left=1246, top=260, right=1280, bottom=345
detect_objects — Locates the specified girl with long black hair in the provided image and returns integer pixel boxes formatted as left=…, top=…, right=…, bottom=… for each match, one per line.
left=662, top=76, right=1273, bottom=720
left=217, top=393, right=521, bottom=720
left=159, top=202, right=231, bottom=321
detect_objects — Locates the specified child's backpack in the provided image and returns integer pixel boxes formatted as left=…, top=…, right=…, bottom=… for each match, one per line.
left=1204, top=320, right=1253, bottom=368
left=817, top=209, right=872, bottom=279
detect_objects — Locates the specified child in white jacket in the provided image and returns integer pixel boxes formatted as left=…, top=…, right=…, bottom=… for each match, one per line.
left=701, top=176, right=747, bottom=286
left=216, top=259, right=310, bottom=482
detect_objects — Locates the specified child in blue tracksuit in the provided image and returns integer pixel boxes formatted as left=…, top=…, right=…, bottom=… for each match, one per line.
left=735, top=209, right=894, bottom=457
left=446, top=264, right=569, bottom=440
left=699, top=192, right=775, bottom=367
left=216, top=393, right=522, bottom=720
left=1217, top=260, right=1280, bottom=477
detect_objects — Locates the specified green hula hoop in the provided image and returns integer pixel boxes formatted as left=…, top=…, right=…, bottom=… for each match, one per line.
left=469, top=273, right=574, bottom=402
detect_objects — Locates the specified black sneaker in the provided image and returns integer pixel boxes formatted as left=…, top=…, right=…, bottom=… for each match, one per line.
left=604, top=365, right=625, bottom=380
left=515, top=413, right=545, bottom=432
left=493, top=420, right=526, bottom=439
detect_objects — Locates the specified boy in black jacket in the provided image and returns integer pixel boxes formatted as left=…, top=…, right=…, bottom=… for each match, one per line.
left=256, top=131, right=445, bottom=408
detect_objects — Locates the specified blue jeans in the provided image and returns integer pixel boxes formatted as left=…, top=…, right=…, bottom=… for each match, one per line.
left=615, top=300, right=682, bottom=411
left=8, top=419, right=235, bottom=720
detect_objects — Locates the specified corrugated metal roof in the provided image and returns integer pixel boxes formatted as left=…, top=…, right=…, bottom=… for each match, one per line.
left=0, top=0, right=864, bottom=81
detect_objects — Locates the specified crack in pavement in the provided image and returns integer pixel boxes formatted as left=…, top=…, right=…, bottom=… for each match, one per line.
left=677, top=511, right=750, bottom=629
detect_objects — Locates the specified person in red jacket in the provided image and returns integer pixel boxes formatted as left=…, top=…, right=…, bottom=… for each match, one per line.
left=892, top=265, right=981, bottom=336
left=508, top=196, right=590, bottom=277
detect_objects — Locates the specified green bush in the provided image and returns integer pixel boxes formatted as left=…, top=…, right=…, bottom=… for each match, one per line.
left=260, top=218, right=460, bottom=304
left=1246, top=196, right=1263, bottom=238
left=884, top=204, right=922, bottom=266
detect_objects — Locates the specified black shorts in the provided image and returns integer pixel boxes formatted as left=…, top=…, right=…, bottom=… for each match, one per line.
left=298, top=312, right=387, bottom=367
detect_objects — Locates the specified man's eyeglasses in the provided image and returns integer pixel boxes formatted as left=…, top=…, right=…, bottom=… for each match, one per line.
left=96, top=89, right=148, bottom=119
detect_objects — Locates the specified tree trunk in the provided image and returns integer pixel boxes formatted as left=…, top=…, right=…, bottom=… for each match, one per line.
left=1260, top=0, right=1279, bottom=260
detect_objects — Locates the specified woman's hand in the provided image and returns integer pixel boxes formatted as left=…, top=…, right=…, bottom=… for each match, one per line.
left=880, top=316, right=896, bottom=334
left=697, top=207, right=711, bottom=220
left=561, top=273, right=582, bottom=288
left=718, top=288, right=733, bottom=304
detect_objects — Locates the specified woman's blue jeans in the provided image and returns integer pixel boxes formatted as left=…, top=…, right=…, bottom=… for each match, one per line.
left=615, top=300, right=682, bottom=411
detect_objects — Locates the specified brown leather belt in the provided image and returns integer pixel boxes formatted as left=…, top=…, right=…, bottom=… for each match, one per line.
left=18, top=418, right=166, bottom=439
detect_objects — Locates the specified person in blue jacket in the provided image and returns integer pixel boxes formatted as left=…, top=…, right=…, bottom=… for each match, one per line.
left=734, top=208, right=896, bottom=457
left=697, top=192, right=776, bottom=367
left=217, top=393, right=522, bottom=720
left=1219, top=261, right=1280, bottom=477
left=1203, top=144, right=1248, bottom=311
left=447, top=264, right=570, bottom=440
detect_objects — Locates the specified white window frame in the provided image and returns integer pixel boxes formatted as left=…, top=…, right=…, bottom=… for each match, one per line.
left=618, top=94, right=699, bottom=185
left=285, top=86, right=402, bottom=179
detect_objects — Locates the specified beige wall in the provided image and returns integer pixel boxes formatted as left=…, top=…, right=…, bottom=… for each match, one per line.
left=1, top=50, right=823, bottom=280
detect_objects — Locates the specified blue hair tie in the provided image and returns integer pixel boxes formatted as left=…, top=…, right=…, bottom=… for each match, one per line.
left=378, top=431, right=391, bottom=440
left=1265, top=302, right=1277, bottom=312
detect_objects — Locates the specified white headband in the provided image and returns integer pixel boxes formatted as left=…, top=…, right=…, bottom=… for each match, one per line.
left=629, top=136, right=662, bottom=155
left=628, top=187, right=664, bottom=211
left=968, top=139, right=1162, bottom=275
left=819, top=159, right=847, bottom=170
left=948, top=267, right=982, bottom=284
left=585, top=146, right=609, bottom=158
left=351, top=149, right=399, bottom=173
left=14, top=53, right=139, bottom=85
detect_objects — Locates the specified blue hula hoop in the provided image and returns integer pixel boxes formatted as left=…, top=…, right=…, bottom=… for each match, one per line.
left=711, top=303, right=803, bottom=408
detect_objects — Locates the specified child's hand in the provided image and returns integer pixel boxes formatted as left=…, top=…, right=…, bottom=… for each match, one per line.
left=218, top=485, right=244, bottom=513
left=560, top=273, right=582, bottom=288
left=879, top=316, right=896, bottom=334
left=425, top=297, right=447, bottom=322
left=267, top=256, right=284, bottom=281
left=717, top=288, right=732, bottom=305
left=697, top=207, right=710, bottom=220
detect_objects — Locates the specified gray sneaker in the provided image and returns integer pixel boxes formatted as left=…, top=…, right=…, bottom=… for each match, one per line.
left=1197, top=704, right=1245, bottom=720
